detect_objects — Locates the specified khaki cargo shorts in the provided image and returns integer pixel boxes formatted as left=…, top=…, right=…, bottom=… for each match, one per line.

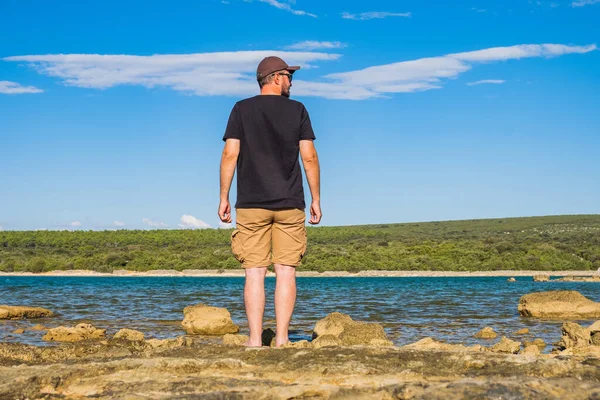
left=231, top=208, right=307, bottom=268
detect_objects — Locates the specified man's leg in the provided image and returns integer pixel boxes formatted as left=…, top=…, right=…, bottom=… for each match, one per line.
left=244, top=266, right=268, bottom=347
left=233, top=208, right=274, bottom=347
left=271, top=208, right=306, bottom=347
left=274, top=263, right=296, bottom=346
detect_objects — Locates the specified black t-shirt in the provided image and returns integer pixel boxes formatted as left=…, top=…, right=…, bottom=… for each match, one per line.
left=222, top=95, right=316, bottom=210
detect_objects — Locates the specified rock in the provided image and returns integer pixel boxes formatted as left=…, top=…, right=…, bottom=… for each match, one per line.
left=113, top=329, right=145, bottom=341
left=262, top=328, right=276, bottom=347
left=403, top=337, right=486, bottom=353
left=588, top=321, right=600, bottom=333
left=491, top=337, right=521, bottom=354
left=312, top=313, right=393, bottom=347
left=312, top=312, right=354, bottom=339
left=279, top=340, right=312, bottom=349
left=518, top=290, right=600, bottom=318
left=12, top=328, right=25, bottom=334
left=515, top=328, right=530, bottom=335
left=507, top=277, right=516, bottom=282
left=570, top=346, right=600, bottom=357
left=523, top=338, right=546, bottom=351
left=592, top=333, right=600, bottom=346
left=556, top=276, right=600, bottom=282
left=223, top=334, right=249, bottom=346
left=29, top=324, right=48, bottom=331
left=533, top=275, right=550, bottom=282
left=311, top=334, right=342, bottom=348
left=145, top=336, right=194, bottom=350
left=520, top=345, right=540, bottom=356
left=42, top=323, right=106, bottom=342
left=181, top=304, right=239, bottom=335
left=0, top=305, right=54, bottom=319
left=557, top=322, right=591, bottom=350
left=474, top=327, right=497, bottom=339
left=339, top=323, right=394, bottom=346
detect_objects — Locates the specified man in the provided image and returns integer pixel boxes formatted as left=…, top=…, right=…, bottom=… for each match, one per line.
left=218, top=56, right=322, bottom=347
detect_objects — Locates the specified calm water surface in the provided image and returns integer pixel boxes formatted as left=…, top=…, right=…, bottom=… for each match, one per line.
left=1, top=276, right=599, bottom=351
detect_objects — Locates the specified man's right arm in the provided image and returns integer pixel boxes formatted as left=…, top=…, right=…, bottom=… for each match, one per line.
left=300, top=140, right=322, bottom=225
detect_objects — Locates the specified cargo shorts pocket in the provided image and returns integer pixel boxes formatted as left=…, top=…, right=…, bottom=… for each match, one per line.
left=231, top=229, right=244, bottom=263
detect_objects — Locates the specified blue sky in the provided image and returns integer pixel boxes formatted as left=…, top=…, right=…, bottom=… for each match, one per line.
left=1, top=0, right=599, bottom=231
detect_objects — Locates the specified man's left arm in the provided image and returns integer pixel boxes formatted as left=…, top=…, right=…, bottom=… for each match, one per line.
left=218, top=139, right=240, bottom=223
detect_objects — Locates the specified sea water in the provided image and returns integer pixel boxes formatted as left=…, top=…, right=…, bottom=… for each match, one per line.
left=1, top=276, right=599, bottom=350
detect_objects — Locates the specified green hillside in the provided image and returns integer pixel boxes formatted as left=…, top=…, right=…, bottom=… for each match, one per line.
left=1, top=214, right=599, bottom=273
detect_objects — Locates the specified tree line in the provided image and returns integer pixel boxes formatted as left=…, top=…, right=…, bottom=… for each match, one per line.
left=1, top=215, right=599, bottom=273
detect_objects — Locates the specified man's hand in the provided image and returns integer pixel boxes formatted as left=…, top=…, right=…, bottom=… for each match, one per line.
left=218, top=199, right=232, bottom=223
left=308, top=200, right=322, bottom=225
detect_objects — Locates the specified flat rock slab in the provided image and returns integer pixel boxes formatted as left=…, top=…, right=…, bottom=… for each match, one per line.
left=43, top=323, right=106, bottom=342
left=0, top=305, right=53, bottom=320
left=518, top=290, right=600, bottom=319
left=1, top=341, right=600, bottom=399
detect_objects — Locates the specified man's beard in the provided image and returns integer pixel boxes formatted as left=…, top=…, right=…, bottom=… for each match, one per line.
left=282, top=85, right=291, bottom=98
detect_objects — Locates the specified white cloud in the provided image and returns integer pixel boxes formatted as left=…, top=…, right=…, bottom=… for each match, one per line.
left=179, top=214, right=211, bottom=229
left=341, top=11, right=411, bottom=20
left=572, top=0, right=600, bottom=6
left=258, top=0, right=317, bottom=17
left=142, top=218, right=168, bottom=228
left=285, top=41, right=347, bottom=51
left=467, top=79, right=506, bottom=86
left=0, top=225, right=3, bottom=231
left=218, top=222, right=233, bottom=229
left=4, top=43, right=595, bottom=101
left=4, top=51, right=339, bottom=97
left=70, top=221, right=82, bottom=227
left=321, top=43, right=596, bottom=99
left=114, top=221, right=125, bottom=227
left=0, top=81, right=43, bottom=94
left=471, top=7, right=487, bottom=12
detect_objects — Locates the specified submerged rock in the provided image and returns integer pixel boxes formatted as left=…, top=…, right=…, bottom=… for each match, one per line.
left=515, top=328, right=530, bottom=335
left=507, top=277, right=516, bottom=282
left=474, top=327, right=497, bottom=339
left=533, top=275, right=550, bottom=282
left=0, top=305, right=53, bottom=320
left=29, top=324, right=48, bottom=331
left=42, top=323, right=106, bottom=342
left=113, top=329, right=145, bottom=341
left=557, top=322, right=591, bottom=350
left=181, top=304, right=239, bottom=335
left=518, top=290, right=600, bottom=318
left=312, top=313, right=393, bottom=347
left=555, top=276, right=600, bottom=282
left=523, top=338, right=546, bottom=351
left=12, top=328, right=25, bottom=334
left=403, top=337, right=486, bottom=353
left=491, top=337, right=521, bottom=354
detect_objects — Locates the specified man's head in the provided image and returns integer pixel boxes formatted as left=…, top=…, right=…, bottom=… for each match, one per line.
left=256, top=56, right=300, bottom=98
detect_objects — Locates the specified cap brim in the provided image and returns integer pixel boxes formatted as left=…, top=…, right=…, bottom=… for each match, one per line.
left=287, top=66, right=301, bottom=72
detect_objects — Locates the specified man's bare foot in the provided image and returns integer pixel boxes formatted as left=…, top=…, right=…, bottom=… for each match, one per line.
left=243, top=340, right=262, bottom=348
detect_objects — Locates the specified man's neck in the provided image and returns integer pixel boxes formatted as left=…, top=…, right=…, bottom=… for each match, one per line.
left=260, top=87, right=281, bottom=96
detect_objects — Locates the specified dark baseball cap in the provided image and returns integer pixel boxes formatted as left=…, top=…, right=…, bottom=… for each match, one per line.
left=256, top=56, right=300, bottom=81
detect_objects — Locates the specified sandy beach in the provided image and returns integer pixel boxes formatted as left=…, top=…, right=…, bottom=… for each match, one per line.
left=1, top=269, right=599, bottom=278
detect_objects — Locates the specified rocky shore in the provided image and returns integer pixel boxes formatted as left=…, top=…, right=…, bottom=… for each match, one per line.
left=2, top=290, right=600, bottom=398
